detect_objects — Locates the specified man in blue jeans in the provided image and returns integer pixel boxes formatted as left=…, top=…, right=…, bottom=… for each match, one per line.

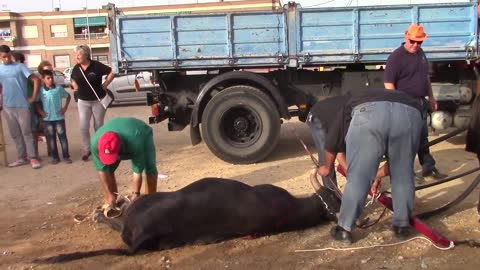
left=318, top=88, right=423, bottom=243
left=0, top=45, right=41, bottom=169
left=307, top=95, right=349, bottom=191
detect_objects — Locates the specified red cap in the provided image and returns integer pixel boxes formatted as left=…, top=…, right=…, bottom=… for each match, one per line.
left=98, top=132, right=120, bottom=165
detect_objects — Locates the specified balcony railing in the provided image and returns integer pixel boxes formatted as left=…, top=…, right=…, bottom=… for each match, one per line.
left=51, top=32, right=68, bottom=38
left=0, top=35, right=15, bottom=41
left=74, top=33, right=108, bottom=40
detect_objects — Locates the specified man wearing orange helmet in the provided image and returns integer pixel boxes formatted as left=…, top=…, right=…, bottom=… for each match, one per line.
left=384, top=24, right=446, bottom=182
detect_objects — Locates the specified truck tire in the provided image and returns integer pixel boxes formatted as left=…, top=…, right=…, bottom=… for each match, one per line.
left=201, top=85, right=281, bottom=164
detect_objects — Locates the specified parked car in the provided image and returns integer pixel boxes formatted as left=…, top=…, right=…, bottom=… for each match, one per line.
left=107, top=71, right=155, bottom=105
left=31, top=69, right=68, bottom=88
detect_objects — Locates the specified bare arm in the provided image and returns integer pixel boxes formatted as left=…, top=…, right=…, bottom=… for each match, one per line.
left=371, top=162, right=389, bottom=196
left=28, top=74, right=41, bottom=103
left=317, top=150, right=337, bottom=176
left=427, top=77, right=438, bottom=111
left=375, top=162, right=390, bottom=179
left=477, top=79, right=480, bottom=95
left=336, top=152, right=348, bottom=170
left=102, top=72, right=114, bottom=90
left=35, top=101, right=46, bottom=118
left=71, top=79, right=78, bottom=90
left=0, top=84, right=3, bottom=111
left=474, top=64, right=480, bottom=95
left=60, top=93, right=71, bottom=115
left=384, top=82, right=395, bottom=90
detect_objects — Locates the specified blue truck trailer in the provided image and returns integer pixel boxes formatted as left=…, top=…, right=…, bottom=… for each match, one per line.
left=106, top=1, right=478, bottom=164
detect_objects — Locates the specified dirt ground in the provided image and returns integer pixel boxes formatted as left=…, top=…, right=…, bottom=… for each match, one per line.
left=1, top=99, right=479, bottom=270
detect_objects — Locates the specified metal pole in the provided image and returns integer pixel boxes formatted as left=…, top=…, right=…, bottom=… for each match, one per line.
left=85, top=0, right=91, bottom=55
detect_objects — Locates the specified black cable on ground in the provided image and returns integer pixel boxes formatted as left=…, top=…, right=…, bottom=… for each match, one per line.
left=415, top=166, right=480, bottom=191
left=417, top=174, right=480, bottom=219
left=428, top=127, right=468, bottom=147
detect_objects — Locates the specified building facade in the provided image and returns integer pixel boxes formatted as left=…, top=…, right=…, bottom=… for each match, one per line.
left=0, top=0, right=281, bottom=71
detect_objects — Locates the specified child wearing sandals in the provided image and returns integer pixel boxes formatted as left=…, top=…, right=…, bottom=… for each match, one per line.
left=36, top=70, right=72, bottom=164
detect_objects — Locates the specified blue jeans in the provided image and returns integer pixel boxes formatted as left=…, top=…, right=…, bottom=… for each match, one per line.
left=44, top=119, right=70, bottom=160
left=77, top=99, right=106, bottom=154
left=417, top=98, right=436, bottom=173
left=307, top=114, right=337, bottom=190
left=338, top=102, right=422, bottom=231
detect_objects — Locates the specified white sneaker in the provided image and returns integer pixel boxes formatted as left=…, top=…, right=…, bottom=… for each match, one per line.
left=8, top=158, right=28, bottom=167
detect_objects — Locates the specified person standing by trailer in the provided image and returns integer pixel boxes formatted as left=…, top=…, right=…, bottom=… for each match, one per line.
left=384, top=24, right=446, bottom=181
left=36, top=70, right=72, bottom=164
left=70, top=44, right=114, bottom=161
left=0, top=45, right=42, bottom=169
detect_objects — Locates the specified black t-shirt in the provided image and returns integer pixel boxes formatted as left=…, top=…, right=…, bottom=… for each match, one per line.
left=325, top=88, right=422, bottom=154
left=71, top=60, right=112, bottom=101
left=310, top=95, right=350, bottom=131
left=384, top=44, right=429, bottom=98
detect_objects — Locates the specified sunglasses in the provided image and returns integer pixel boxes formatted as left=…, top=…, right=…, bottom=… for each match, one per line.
left=409, top=39, right=423, bottom=45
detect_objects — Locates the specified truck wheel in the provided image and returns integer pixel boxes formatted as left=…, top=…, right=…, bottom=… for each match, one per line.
left=201, top=85, right=281, bottom=164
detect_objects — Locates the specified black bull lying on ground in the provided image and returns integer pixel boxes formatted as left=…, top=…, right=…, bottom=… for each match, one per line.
left=35, top=172, right=340, bottom=263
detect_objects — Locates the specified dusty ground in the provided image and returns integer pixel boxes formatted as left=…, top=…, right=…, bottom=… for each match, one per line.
left=1, top=99, right=479, bottom=270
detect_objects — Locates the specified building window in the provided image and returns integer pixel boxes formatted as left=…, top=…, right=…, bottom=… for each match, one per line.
left=50, top=25, right=68, bottom=38
left=54, top=55, right=71, bottom=68
left=92, top=55, right=109, bottom=65
left=73, top=16, right=108, bottom=39
left=23, top=25, right=38, bottom=39
left=26, top=54, right=41, bottom=68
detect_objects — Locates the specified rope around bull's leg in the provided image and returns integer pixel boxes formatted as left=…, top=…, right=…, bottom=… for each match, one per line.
left=294, top=236, right=455, bottom=252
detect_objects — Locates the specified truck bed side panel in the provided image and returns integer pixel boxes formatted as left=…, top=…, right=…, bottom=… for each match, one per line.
left=297, top=2, right=477, bottom=64
left=116, top=12, right=287, bottom=70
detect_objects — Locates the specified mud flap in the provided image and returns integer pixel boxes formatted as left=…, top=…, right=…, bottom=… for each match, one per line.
left=190, top=124, right=202, bottom=145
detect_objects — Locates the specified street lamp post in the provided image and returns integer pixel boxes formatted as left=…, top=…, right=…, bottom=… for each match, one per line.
left=85, top=0, right=91, bottom=54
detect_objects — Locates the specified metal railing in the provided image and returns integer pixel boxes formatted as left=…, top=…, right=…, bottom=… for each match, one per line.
left=74, top=33, right=108, bottom=40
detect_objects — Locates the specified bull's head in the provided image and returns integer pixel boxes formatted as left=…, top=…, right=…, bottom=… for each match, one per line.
left=309, top=169, right=341, bottom=222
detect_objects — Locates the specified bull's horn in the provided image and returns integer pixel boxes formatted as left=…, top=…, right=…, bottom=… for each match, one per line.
left=309, top=168, right=323, bottom=193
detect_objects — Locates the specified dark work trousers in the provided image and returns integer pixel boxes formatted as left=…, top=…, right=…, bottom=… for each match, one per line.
left=417, top=98, right=436, bottom=174
left=307, top=114, right=337, bottom=190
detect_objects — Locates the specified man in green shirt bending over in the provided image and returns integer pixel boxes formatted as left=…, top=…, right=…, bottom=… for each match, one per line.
left=91, top=117, right=158, bottom=217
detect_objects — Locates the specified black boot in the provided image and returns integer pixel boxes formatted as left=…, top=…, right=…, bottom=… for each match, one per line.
left=330, top=225, right=352, bottom=244
left=392, top=225, right=411, bottom=240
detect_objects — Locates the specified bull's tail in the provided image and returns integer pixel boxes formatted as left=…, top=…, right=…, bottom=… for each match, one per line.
left=32, top=248, right=129, bottom=264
